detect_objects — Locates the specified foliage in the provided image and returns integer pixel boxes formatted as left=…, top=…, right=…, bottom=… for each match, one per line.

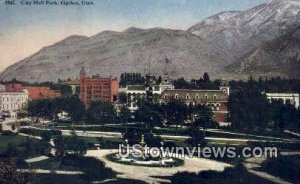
left=135, top=101, right=162, bottom=131
left=118, top=92, right=127, bottom=104
left=171, top=162, right=271, bottom=184
left=61, top=155, right=116, bottom=181
left=161, top=100, right=188, bottom=133
left=187, top=126, right=205, bottom=146
left=28, top=96, right=85, bottom=121
left=0, top=158, right=36, bottom=184
left=119, top=73, right=145, bottom=87
left=54, top=135, right=90, bottom=156
left=173, top=73, right=220, bottom=90
left=86, top=101, right=117, bottom=125
left=228, top=78, right=300, bottom=131
left=260, top=155, right=300, bottom=183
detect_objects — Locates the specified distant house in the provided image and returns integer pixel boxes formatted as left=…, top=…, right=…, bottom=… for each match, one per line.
left=25, top=86, right=61, bottom=101
left=0, top=84, right=28, bottom=115
left=266, top=93, right=299, bottom=109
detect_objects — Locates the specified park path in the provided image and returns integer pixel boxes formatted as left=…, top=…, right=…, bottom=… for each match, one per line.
left=23, top=126, right=300, bottom=144
left=86, top=149, right=231, bottom=184
left=25, top=156, right=49, bottom=163
left=18, top=169, right=83, bottom=175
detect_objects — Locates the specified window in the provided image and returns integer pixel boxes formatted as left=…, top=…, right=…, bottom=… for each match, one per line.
left=195, top=95, right=199, bottom=99
left=205, top=94, right=208, bottom=100
left=213, top=94, right=217, bottom=100
left=175, top=94, right=178, bottom=99
left=164, top=94, right=167, bottom=99
left=186, top=94, right=190, bottom=99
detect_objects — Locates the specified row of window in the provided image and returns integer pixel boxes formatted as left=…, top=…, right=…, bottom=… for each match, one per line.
left=1, top=96, right=28, bottom=102
left=164, top=94, right=218, bottom=100
left=1, top=103, right=26, bottom=110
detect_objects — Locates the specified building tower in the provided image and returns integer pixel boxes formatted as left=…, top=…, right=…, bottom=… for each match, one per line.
left=79, top=66, right=87, bottom=106
left=220, top=79, right=230, bottom=96
left=161, top=58, right=171, bottom=85
left=145, top=59, right=156, bottom=103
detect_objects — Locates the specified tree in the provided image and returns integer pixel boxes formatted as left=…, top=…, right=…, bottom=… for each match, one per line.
left=119, top=106, right=131, bottom=132
left=203, top=72, right=210, bottom=83
left=192, top=105, right=214, bottom=136
left=163, top=100, right=188, bottom=134
left=118, top=92, right=127, bottom=104
left=87, top=101, right=117, bottom=125
left=0, top=158, right=36, bottom=184
left=188, top=125, right=205, bottom=146
left=135, top=101, right=161, bottom=132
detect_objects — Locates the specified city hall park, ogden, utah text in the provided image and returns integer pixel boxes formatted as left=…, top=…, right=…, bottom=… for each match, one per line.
left=5, top=0, right=94, bottom=6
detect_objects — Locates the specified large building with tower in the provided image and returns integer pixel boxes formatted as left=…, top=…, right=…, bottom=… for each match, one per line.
left=125, top=70, right=174, bottom=111
left=79, top=67, right=119, bottom=107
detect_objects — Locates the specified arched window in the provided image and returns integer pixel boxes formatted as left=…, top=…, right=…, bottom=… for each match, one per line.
left=175, top=94, right=178, bottom=99
left=186, top=94, right=190, bottom=99
left=205, top=94, right=208, bottom=100
left=213, top=94, right=217, bottom=100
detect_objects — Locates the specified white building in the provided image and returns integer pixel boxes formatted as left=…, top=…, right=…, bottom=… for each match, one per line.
left=125, top=73, right=174, bottom=111
left=0, top=89, right=29, bottom=113
left=266, top=93, right=299, bottom=109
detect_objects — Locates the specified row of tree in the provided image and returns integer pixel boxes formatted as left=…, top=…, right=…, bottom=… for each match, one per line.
left=228, top=78, right=300, bottom=131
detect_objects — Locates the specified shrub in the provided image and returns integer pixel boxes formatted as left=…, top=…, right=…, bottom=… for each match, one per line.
left=1, top=130, right=16, bottom=136
left=62, top=155, right=116, bottom=181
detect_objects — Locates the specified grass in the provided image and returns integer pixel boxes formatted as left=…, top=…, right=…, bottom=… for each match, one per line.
left=35, top=174, right=147, bottom=184
left=260, top=155, right=300, bottom=183
left=170, top=163, right=274, bottom=184
left=29, top=158, right=81, bottom=171
left=0, top=135, right=28, bottom=151
left=35, top=174, right=86, bottom=184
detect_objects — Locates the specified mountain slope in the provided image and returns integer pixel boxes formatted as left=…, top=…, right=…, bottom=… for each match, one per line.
left=227, top=26, right=300, bottom=79
left=188, top=0, right=300, bottom=67
left=0, top=0, right=300, bottom=82
left=0, top=28, right=220, bottom=82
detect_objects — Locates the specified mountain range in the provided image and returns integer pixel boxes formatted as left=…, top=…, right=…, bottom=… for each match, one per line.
left=0, top=0, right=299, bottom=82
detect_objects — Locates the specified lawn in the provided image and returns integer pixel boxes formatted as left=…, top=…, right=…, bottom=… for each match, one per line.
left=35, top=174, right=86, bottom=184
left=29, top=158, right=81, bottom=171
left=0, top=135, right=27, bottom=151
left=260, top=155, right=300, bottom=183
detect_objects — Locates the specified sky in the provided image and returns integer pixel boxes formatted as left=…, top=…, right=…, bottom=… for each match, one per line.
left=0, top=0, right=266, bottom=72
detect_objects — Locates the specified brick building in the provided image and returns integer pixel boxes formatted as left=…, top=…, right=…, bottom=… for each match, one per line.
left=5, top=83, right=24, bottom=92
left=25, top=87, right=61, bottom=101
left=160, top=85, right=230, bottom=123
left=79, top=67, right=119, bottom=107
